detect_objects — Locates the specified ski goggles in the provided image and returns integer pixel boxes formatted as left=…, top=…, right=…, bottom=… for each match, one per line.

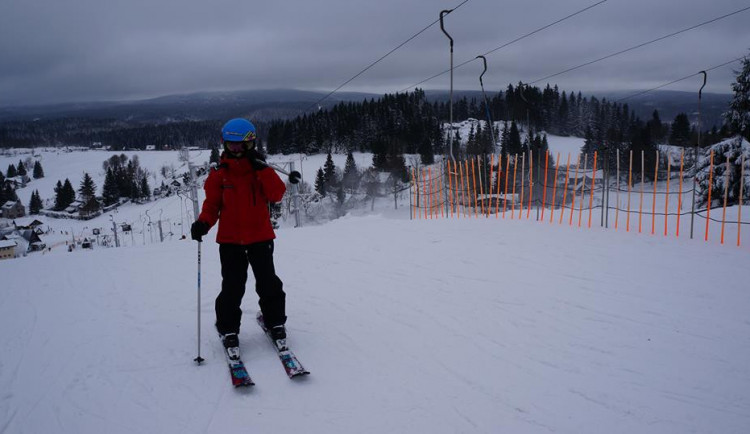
left=224, top=140, right=255, bottom=153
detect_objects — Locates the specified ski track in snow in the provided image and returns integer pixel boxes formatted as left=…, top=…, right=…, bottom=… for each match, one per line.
left=1, top=212, right=750, bottom=433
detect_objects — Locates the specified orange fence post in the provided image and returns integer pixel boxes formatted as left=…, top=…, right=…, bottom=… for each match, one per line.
left=570, top=154, right=580, bottom=226
left=739, top=154, right=745, bottom=247
left=588, top=151, right=597, bottom=228
left=627, top=150, right=633, bottom=232
left=639, top=150, right=644, bottom=234
left=510, top=154, right=518, bottom=219
left=471, top=158, right=478, bottom=218
left=541, top=150, right=549, bottom=222
left=422, top=167, right=430, bottom=219
left=439, top=163, right=445, bottom=219
left=652, top=151, right=658, bottom=235
left=527, top=150, right=534, bottom=219
left=578, top=155, right=587, bottom=227
left=664, top=155, right=671, bottom=236
left=721, top=159, right=730, bottom=244
left=464, top=160, right=470, bottom=218
left=445, top=160, right=456, bottom=217
left=458, top=160, right=465, bottom=218
left=412, top=167, right=419, bottom=220
left=560, top=153, right=571, bottom=224
left=550, top=152, right=561, bottom=223
left=503, top=155, right=510, bottom=218
left=476, top=155, right=484, bottom=215
left=488, top=154, right=495, bottom=217
left=428, top=167, right=434, bottom=219
left=705, top=150, right=714, bottom=242
left=495, top=154, right=502, bottom=217
left=677, top=151, right=684, bottom=237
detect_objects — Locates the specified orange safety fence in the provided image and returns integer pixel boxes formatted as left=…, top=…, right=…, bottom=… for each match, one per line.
left=408, top=149, right=749, bottom=251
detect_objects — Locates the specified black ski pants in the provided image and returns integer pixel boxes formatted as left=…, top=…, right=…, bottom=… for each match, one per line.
left=216, top=241, right=286, bottom=335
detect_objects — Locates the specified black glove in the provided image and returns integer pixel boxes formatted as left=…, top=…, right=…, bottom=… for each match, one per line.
left=247, top=149, right=268, bottom=171
left=190, top=220, right=209, bottom=242
left=289, top=170, right=302, bottom=184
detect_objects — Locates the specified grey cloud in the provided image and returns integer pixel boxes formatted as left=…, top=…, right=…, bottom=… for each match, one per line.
left=0, top=0, right=748, bottom=106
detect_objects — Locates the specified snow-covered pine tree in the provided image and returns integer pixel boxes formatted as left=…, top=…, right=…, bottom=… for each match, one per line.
left=694, top=136, right=750, bottom=208
left=724, top=55, right=750, bottom=141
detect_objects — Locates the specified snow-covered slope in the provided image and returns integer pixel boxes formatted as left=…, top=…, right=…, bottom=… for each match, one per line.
left=1, top=214, right=749, bottom=433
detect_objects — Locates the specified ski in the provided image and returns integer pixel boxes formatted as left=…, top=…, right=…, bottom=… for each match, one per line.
left=256, top=312, right=310, bottom=378
left=221, top=335, right=255, bottom=387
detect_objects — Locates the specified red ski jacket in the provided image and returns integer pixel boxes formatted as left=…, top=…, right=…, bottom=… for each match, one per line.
left=198, top=155, right=286, bottom=245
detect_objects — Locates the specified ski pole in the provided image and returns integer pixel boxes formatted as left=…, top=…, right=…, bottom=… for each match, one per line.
left=188, top=160, right=204, bottom=365
left=251, top=158, right=302, bottom=184
left=194, top=241, right=204, bottom=364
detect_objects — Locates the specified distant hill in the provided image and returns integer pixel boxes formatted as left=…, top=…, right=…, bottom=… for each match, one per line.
left=0, top=88, right=732, bottom=130
left=0, top=89, right=380, bottom=123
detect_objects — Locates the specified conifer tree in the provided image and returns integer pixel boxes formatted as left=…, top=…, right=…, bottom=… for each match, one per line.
left=670, top=113, right=691, bottom=146
left=53, top=180, right=64, bottom=210
left=210, top=145, right=220, bottom=165
left=418, top=137, right=434, bottom=165
left=102, top=168, right=119, bottom=206
left=62, top=179, right=76, bottom=207
left=140, top=176, right=151, bottom=199
left=29, top=190, right=43, bottom=214
left=342, top=152, right=360, bottom=193
left=2, top=185, right=18, bottom=203
left=33, top=161, right=44, bottom=179
left=314, top=168, right=326, bottom=197
left=323, top=153, right=338, bottom=192
left=507, top=121, right=523, bottom=156
left=724, top=56, right=750, bottom=140
left=17, top=160, right=27, bottom=177
left=6, top=164, right=17, bottom=178
left=79, top=173, right=97, bottom=201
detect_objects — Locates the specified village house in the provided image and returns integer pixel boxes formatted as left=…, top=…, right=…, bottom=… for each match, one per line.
left=1, top=228, right=46, bottom=255
left=0, top=239, right=16, bottom=260
left=2, top=200, right=26, bottom=219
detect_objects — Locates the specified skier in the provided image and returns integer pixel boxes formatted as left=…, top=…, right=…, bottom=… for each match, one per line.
left=190, top=118, right=288, bottom=355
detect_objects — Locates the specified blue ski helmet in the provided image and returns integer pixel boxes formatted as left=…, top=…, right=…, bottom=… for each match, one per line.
left=221, top=118, right=256, bottom=142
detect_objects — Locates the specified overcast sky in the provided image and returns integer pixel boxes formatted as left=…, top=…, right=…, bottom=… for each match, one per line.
left=1, top=0, right=749, bottom=107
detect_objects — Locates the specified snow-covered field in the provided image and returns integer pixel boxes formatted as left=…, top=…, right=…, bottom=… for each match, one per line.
left=1, top=211, right=749, bottom=433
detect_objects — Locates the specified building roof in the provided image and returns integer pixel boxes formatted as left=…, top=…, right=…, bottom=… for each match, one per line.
left=0, top=239, right=17, bottom=249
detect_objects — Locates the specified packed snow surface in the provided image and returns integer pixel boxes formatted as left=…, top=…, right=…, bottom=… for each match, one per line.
left=2, top=212, right=749, bottom=433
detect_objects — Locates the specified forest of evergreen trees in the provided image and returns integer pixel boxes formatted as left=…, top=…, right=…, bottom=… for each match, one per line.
left=1, top=84, right=732, bottom=158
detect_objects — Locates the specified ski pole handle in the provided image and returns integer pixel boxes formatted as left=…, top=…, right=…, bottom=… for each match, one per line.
left=252, top=159, right=302, bottom=184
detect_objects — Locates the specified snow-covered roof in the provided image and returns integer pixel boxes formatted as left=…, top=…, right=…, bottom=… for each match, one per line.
left=2, top=201, right=20, bottom=209
left=0, top=239, right=17, bottom=249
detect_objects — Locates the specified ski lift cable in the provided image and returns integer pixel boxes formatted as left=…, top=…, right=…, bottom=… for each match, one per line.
left=304, top=0, right=471, bottom=113
left=528, top=5, right=750, bottom=85
left=616, top=56, right=747, bottom=102
left=400, top=0, right=608, bottom=92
